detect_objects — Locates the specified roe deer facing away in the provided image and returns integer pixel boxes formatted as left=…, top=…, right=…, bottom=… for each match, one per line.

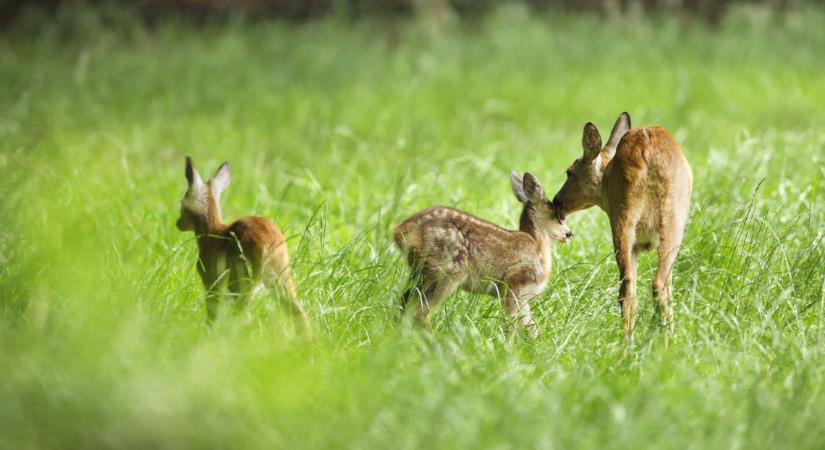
left=552, top=113, right=693, bottom=343
left=394, top=171, right=572, bottom=344
left=176, top=157, right=311, bottom=335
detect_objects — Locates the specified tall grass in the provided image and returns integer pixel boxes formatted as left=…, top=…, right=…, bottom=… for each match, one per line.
left=1, top=4, right=825, bottom=449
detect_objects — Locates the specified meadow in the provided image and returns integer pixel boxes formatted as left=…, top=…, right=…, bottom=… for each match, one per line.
left=2, top=5, right=825, bottom=449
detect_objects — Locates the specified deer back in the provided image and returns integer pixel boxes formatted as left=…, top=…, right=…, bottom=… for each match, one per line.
left=395, top=206, right=544, bottom=282
left=602, top=127, right=692, bottom=220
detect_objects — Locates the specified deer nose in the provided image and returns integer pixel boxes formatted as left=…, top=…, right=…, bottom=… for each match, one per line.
left=565, top=231, right=573, bottom=239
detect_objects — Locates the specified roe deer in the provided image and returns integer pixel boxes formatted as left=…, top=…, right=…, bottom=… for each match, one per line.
left=552, top=112, right=692, bottom=343
left=394, top=171, right=572, bottom=343
left=176, top=157, right=310, bottom=334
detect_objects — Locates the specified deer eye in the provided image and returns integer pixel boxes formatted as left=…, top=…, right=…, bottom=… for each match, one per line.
left=566, top=169, right=573, bottom=177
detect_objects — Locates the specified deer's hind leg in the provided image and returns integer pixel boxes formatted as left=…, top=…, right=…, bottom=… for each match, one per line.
left=611, top=215, right=641, bottom=345
left=265, top=266, right=311, bottom=337
left=407, top=272, right=461, bottom=333
left=653, top=216, right=686, bottom=336
left=399, top=269, right=424, bottom=318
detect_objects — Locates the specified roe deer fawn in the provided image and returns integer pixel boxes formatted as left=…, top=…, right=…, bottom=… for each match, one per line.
left=176, top=157, right=310, bottom=334
left=552, top=113, right=692, bottom=343
left=394, top=171, right=572, bottom=343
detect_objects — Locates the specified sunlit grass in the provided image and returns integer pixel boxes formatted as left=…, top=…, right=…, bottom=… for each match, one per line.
left=1, top=4, right=825, bottom=448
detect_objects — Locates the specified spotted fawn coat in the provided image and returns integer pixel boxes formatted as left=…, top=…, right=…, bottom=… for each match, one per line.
left=394, top=171, right=571, bottom=342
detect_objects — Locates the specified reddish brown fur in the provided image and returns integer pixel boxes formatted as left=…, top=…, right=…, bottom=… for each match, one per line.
left=177, top=157, right=309, bottom=334
left=195, top=217, right=297, bottom=305
left=553, top=113, right=692, bottom=343
left=394, top=172, right=571, bottom=343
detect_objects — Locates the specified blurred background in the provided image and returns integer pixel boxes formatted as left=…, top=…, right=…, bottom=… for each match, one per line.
left=0, top=0, right=811, bottom=28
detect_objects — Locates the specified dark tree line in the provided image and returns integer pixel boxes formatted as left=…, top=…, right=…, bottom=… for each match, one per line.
left=0, top=0, right=807, bottom=27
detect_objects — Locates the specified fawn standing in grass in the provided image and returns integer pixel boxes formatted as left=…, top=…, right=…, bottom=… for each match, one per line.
left=394, top=171, right=572, bottom=343
left=176, top=157, right=310, bottom=334
left=552, top=112, right=692, bottom=343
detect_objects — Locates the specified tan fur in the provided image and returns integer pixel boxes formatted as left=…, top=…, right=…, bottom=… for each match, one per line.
left=176, top=157, right=310, bottom=335
left=553, top=113, right=693, bottom=343
left=394, top=172, right=571, bottom=344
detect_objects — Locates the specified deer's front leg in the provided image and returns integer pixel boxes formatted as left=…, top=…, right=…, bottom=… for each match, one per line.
left=205, top=289, right=221, bottom=323
left=613, top=226, right=639, bottom=344
left=518, top=300, right=539, bottom=341
left=199, top=258, right=229, bottom=324
left=500, top=289, right=519, bottom=346
left=516, top=288, right=540, bottom=341
left=501, top=285, right=539, bottom=346
left=198, top=262, right=219, bottom=323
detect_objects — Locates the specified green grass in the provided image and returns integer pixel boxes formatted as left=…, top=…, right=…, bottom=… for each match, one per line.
left=2, top=5, right=825, bottom=449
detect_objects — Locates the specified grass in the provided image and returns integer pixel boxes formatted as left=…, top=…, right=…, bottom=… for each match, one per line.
left=2, top=4, right=825, bottom=449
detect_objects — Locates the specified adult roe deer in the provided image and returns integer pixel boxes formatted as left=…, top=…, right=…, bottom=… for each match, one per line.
left=176, top=157, right=311, bottom=334
left=394, top=171, right=572, bottom=343
left=552, top=112, right=692, bottom=343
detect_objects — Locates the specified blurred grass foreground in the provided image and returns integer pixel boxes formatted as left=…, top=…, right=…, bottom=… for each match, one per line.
left=2, top=1, right=825, bottom=449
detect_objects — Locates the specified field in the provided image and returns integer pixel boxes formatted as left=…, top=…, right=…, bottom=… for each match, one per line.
left=2, top=5, right=825, bottom=449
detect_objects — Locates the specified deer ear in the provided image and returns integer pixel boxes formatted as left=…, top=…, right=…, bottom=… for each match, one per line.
left=605, top=112, right=631, bottom=156
left=510, top=170, right=528, bottom=204
left=209, top=161, right=231, bottom=196
left=582, top=122, right=602, bottom=161
left=185, top=156, right=203, bottom=187
left=522, top=172, right=545, bottom=203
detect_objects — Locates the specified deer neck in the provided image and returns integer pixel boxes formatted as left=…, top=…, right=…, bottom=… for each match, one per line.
left=594, top=152, right=613, bottom=213
left=519, top=206, right=552, bottom=253
left=195, top=193, right=226, bottom=245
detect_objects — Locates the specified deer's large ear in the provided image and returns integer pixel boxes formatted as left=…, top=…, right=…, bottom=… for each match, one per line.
left=209, top=161, right=231, bottom=197
left=604, top=112, right=631, bottom=156
left=511, top=170, right=528, bottom=204
left=582, top=122, right=602, bottom=161
left=522, top=172, right=545, bottom=203
left=185, top=156, right=203, bottom=187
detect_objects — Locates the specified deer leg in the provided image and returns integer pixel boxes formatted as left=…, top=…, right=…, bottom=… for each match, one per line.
left=228, top=262, right=252, bottom=314
left=500, top=288, right=519, bottom=345
left=205, top=290, right=221, bottom=323
left=399, top=270, right=427, bottom=322
left=502, top=284, right=540, bottom=345
left=201, top=267, right=227, bottom=324
left=399, top=286, right=414, bottom=318
left=413, top=277, right=458, bottom=333
left=282, top=270, right=308, bottom=325
left=281, top=292, right=312, bottom=339
left=399, top=270, right=423, bottom=318
left=262, top=269, right=311, bottom=338
left=613, top=226, right=639, bottom=345
left=279, top=281, right=312, bottom=337
left=653, top=256, right=675, bottom=334
left=518, top=301, right=539, bottom=341
left=654, top=228, right=684, bottom=336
